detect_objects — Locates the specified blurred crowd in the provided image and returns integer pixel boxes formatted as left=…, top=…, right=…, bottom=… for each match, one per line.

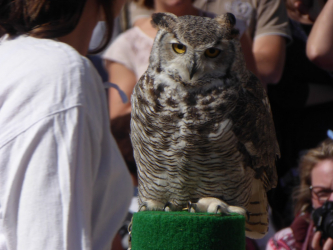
left=1, top=0, right=333, bottom=249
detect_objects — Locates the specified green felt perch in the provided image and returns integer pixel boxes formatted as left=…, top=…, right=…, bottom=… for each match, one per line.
left=131, top=211, right=245, bottom=250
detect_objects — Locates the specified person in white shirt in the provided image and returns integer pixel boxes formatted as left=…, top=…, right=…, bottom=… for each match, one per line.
left=0, top=0, right=133, bottom=250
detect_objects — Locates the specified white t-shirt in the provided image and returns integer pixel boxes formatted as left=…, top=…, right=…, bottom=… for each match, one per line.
left=103, top=26, right=154, bottom=81
left=0, top=35, right=133, bottom=250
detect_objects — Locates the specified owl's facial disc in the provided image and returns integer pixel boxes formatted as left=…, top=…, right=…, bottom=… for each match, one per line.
left=160, top=35, right=232, bottom=84
left=169, top=41, right=224, bottom=80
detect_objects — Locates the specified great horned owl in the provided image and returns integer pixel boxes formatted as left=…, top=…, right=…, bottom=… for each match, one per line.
left=130, top=12, right=280, bottom=239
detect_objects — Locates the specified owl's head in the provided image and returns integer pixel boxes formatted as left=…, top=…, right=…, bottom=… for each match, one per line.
left=149, top=13, right=245, bottom=87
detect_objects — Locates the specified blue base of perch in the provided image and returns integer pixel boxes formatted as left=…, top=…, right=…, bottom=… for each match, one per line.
left=131, top=211, right=245, bottom=250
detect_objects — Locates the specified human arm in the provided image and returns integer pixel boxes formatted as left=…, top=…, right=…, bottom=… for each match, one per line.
left=306, top=0, right=333, bottom=71
left=312, top=231, right=333, bottom=250
left=251, top=0, right=290, bottom=87
left=102, top=29, right=142, bottom=120
left=106, top=60, right=137, bottom=119
left=252, top=35, right=286, bottom=87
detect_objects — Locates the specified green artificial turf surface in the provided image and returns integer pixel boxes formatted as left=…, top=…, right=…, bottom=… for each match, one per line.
left=131, top=211, right=245, bottom=250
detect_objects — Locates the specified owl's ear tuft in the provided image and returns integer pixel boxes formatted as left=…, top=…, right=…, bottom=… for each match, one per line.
left=151, top=12, right=178, bottom=31
left=215, top=13, right=239, bottom=39
left=215, top=13, right=236, bottom=27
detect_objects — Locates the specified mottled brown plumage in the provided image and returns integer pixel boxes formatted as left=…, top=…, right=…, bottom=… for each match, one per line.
left=130, top=12, right=279, bottom=239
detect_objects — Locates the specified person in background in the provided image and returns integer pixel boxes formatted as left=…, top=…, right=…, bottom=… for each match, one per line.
left=267, top=0, right=333, bottom=230
left=125, top=0, right=292, bottom=89
left=266, top=136, right=333, bottom=250
left=0, top=0, right=132, bottom=249
left=195, top=0, right=291, bottom=89
left=306, top=0, right=333, bottom=71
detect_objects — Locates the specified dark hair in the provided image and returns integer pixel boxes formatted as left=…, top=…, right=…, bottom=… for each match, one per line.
left=293, top=139, right=333, bottom=215
left=0, top=0, right=114, bottom=53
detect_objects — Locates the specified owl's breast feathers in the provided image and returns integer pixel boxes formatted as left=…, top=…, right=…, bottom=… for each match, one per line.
left=131, top=70, right=279, bottom=191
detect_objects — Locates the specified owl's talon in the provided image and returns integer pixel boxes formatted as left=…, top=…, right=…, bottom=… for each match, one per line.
left=165, top=201, right=182, bottom=211
left=216, top=205, right=222, bottom=214
left=189, top=197, right=247, bottom=218
left=226, top=205, right=247, bottom=218
left=138, top=200, right=166, bottom=211
left=139, top=204, right=147, bottom=212
left=183, top=201, right=191, bottom=211
left=164, top=202, right=171, bottom=212
left=188, top=201, right=196, bottom=213
left=187, top=201, right=191, bottom=212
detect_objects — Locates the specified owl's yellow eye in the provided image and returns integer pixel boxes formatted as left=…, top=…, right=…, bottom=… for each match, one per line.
left=205, top=48, right=220, bottom=58
left=172, top=43, right=186, bottom=54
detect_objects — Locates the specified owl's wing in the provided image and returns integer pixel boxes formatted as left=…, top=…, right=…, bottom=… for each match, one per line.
left=230, top=72, right=280, bottom=190
left=230, top=73, right=280, bottom=238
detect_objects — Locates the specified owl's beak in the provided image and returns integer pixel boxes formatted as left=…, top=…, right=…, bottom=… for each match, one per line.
left=189, top=61, right=197, bottom=80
